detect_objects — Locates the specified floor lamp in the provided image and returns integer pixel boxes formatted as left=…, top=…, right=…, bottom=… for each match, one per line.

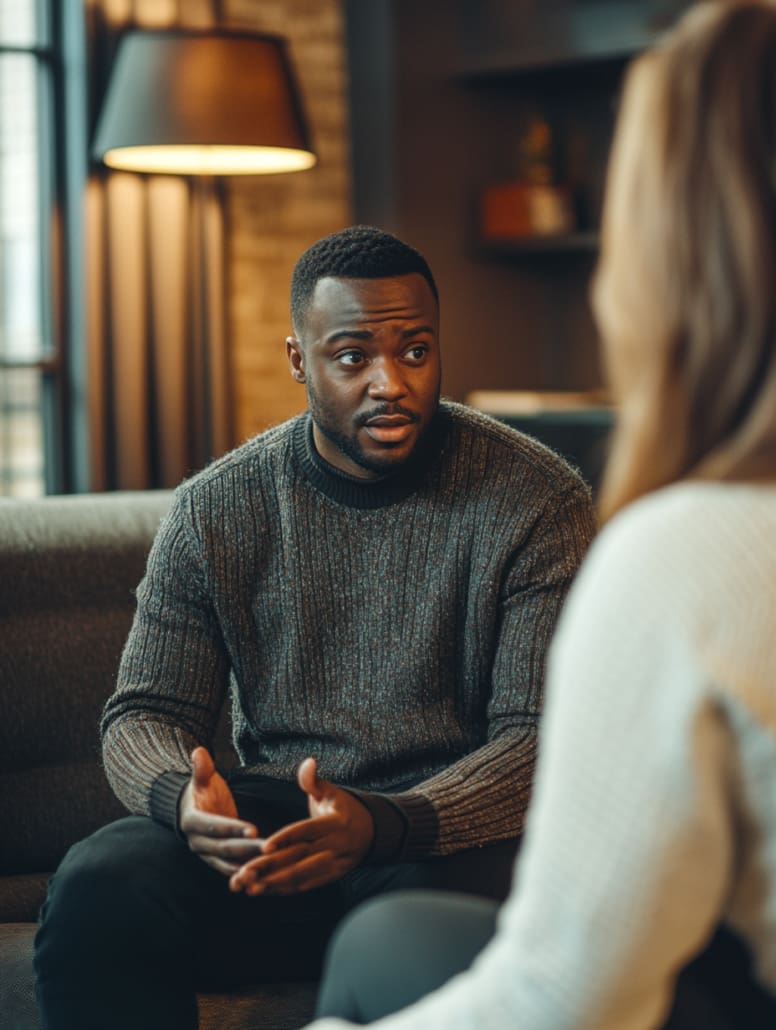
left=91, top=29, right=316, bottom=472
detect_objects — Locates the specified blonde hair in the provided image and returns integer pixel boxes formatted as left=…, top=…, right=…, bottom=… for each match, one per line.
left=593, top=0, right=776, bottom=522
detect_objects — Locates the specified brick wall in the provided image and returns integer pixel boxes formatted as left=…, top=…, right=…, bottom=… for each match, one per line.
left=224, top=0, right=352, bottom=443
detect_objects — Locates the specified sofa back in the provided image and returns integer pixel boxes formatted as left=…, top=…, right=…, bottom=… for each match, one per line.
left=0, top=491, right=174, bottom=918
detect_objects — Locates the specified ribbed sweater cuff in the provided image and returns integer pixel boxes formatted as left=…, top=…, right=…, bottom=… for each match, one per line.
left=346, top=790, right=408, bottom=863
left=349, top=789, right=439, bottom=863
left=390, top=792, right=439, bottom=860
left=150, top=771, right=190, bottom=835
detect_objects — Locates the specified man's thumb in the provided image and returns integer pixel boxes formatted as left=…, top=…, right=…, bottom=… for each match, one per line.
left=191, top=746, right=215, bottom=787
left=298, top=756, right=325, bottom=801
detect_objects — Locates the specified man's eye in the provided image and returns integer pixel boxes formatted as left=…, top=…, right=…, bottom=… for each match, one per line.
left=405, top=346, right=428, bottom=363
left=337, top=351, right=365, bottom=366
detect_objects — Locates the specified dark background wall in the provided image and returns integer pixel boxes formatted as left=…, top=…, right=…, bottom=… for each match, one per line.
left=346, top=0, right=694, bottom=404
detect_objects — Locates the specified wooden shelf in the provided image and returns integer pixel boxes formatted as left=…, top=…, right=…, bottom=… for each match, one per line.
left=454, top=1, right=692, bottom=81
left=457, top=51, right=631, bottom=83
left=477, top=232, right=599, bottom=257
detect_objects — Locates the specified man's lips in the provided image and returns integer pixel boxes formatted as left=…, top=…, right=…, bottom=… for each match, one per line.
left=366, top=414, right=411, bottom=426
left=362, top=412, right=417, bottom=444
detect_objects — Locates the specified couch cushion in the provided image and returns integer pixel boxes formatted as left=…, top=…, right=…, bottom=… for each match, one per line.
left=0, top=923, right=38, bottom=1030
left=0, top=764, right=126, bottom=885
left=0, top=492, right=174, bottom=878
left=0, top=875, right=50, bottom=925
left=198, top=982, right=318, bottom=1030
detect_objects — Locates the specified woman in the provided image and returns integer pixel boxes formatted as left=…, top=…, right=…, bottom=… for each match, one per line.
left=304, top=1, right=776, bottom=1026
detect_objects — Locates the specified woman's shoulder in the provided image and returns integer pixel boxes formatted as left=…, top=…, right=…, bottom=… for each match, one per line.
left=594, top=480, right=776, bottom=571
left=566, top=480, right=776, bottom=639
left=550, top=482, right=776, bottom=710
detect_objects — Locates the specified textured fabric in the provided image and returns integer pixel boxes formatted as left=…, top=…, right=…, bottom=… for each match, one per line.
left=0, top=877, right=50, bottom=925
left=198, top=983, right=318, bottom=1030
left=0, top=924, right=38, bottom=1030
left=307, top=482, right=776, bottom=1030
left=102, top=401, right=595, bottom=861
left=0, top=491, right=174, bottom=887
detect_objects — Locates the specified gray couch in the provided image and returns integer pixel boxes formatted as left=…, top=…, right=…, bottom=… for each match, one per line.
left=0, top=491, right=317, bottom=1030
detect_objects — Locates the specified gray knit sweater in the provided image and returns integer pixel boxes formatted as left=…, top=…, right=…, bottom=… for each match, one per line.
left=102, top=401, right=595, bottom=862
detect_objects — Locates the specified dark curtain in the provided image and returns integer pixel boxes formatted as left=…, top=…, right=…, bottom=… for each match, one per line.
left=84, top=0, right=232, bottom=490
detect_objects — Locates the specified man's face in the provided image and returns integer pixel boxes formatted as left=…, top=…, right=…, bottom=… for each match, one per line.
left=286, top=273, right=442, bottom=479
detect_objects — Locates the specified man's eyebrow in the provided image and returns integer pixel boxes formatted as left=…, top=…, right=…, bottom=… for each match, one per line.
left=323, top=329, right=373, bottom=345
left=322, top=324, right=436, bottom=345
left=401, top=324, right=435, bottom=339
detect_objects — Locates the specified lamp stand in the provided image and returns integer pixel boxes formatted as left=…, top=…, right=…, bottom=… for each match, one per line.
left=188, top=174, right=230, bottom=470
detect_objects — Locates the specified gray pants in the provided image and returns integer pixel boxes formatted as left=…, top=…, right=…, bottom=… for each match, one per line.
left=316, top=889, right=497, bottom=1022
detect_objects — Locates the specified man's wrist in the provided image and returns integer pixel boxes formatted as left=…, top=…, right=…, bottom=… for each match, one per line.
left=150, top=770, right=190, bottom=836
left=344, top=789, right=409, bottom=863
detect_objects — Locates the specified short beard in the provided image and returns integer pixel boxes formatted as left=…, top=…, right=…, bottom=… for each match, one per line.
left=307, top=380, right=421, bottom=476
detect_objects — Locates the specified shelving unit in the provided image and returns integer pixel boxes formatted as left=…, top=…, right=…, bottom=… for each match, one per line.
left=460, top=1, right=696, bottom=258
left=477, top=232, right=599, bottom=258
left=345, top=0, right=697, bottom=401
left=465, top=65, right=626, bottom=252
left=455, top=0, right=690, bottom=78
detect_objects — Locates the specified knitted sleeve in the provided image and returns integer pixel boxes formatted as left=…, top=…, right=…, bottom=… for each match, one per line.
left=357, top=481, right=597, bottom=861
left=101, top=493, right=231, bottom=824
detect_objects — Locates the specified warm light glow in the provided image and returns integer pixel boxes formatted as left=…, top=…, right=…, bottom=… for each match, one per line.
left=92, top=32, right=317, bottom=178
left=102, top=144, right=317, bottom=176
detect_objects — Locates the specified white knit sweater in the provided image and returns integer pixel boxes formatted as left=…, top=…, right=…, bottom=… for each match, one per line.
left=309, top=482, right=776, bottom=1029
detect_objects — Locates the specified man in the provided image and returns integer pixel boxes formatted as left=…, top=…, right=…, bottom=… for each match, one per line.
left=34, top=226, right=595, bottom=1028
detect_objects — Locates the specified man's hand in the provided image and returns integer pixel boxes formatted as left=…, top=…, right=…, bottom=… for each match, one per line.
left=229, top=757, right=374, bottom=896
left=178, top=746, right=263, bottom=877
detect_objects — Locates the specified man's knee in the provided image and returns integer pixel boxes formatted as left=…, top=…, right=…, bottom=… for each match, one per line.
left=41, top=816, right=187, bottom=928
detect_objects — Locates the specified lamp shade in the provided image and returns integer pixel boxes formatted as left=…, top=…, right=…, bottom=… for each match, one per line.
left=92, top=29, right=317, bottom=175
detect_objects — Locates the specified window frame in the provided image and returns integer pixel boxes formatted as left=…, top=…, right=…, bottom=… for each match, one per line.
left=0, top=0, right=88, bottom=494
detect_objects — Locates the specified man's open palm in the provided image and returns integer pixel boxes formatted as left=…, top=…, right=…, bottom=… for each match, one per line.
left=178, top=746, right=263, bottom=877
left=229, top=757, right=374, bottom=896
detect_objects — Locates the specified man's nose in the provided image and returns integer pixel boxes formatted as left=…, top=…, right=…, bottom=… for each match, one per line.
left=367, top=358, right=407, bottom=400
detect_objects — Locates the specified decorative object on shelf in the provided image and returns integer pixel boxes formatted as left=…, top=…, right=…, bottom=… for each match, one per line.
left=481, top=112, right=575, bottom=241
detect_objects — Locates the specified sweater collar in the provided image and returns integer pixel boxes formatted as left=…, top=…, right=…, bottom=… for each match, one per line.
left=293, top=406, right=448, bottom=510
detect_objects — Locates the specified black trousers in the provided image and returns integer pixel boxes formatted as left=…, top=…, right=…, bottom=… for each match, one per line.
left=316, top=889, right=776, bottom=1027
left=33, top=798, right=519, bottom=1030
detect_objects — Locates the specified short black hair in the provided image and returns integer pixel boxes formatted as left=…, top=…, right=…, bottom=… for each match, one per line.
left=290, top=225, right=438, bottom=335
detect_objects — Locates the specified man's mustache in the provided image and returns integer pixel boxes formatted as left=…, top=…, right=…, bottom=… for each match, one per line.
left=354, top=405, right=421, bottom=428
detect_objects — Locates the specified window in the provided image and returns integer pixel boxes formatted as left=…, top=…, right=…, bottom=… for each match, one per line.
left=0, top=0, right=85, bottom=495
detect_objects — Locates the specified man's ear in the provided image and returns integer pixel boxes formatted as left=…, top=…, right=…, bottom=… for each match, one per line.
left=286, top=337, right=306, bottom=383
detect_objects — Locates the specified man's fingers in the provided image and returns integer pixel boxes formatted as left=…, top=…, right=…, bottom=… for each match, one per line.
left=184, top=810, right=258, bottom=839
left=202, top=854, right=244, bottom=877
left=187, top=832, right=265, bottom=859
left=262, top=814, right=338, bottom=853
left=247, top=852, right=334, bottom=895
left=229, top=843, right=310, bottom=892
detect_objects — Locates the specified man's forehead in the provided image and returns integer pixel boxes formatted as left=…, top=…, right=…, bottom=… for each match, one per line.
left=294, top=274, right=439, bottom=346
left=309, top=273, right=438, bottom=318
